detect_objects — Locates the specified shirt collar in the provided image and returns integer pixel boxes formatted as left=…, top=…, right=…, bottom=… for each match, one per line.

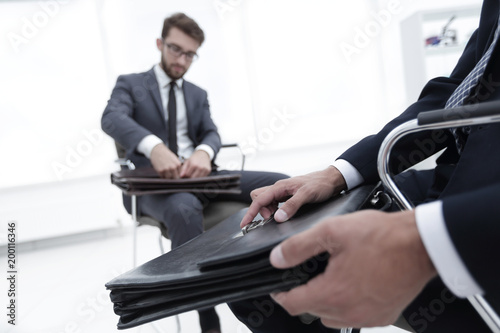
left=153, top=63, right=184, bottom=89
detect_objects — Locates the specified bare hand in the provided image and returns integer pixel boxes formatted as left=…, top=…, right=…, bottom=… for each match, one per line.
left=240, top=166, right=347, bottom=227
left=180, top=150, right=212, bottom=178
left=269, top=210, right=437, bottom=329
left=150, top=143, right=182, bottom=179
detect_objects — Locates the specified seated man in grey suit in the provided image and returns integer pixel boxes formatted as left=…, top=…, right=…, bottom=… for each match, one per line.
left=101, top=12, right=288, bottom=333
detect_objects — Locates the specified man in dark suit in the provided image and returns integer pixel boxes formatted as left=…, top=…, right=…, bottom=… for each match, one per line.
left=228, top=0, right=500, bottom=332
left=101, top=13, right=288, bottom=333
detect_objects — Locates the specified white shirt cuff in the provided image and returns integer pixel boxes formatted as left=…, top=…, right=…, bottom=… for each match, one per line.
left=137, top=135, right=163, bottom=159
left=331, top=159, right=364, bottom=190
left=415, top=201, right=484, bottom=298
left=195, top=144, right=215, bottom=160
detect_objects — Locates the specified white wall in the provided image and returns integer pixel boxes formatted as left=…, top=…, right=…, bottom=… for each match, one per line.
left=1, top=0, right=392, bottom=187
left=375, top=0, right=482, bottom=115
left=0, top=0, right=484, bottom=243
left=1, top=0, right=112, bottom=187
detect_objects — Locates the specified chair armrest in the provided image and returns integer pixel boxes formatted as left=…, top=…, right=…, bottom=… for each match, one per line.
left=221, top=143, right=239, bottom=148
left=220, top=143, right=246, bottom=171
left=418, top=100, right=500, bottom=125
left=115, top=158, right=136, bottom=170
left=379, top=101, right=500, bottom=332
left=114, top=143, right=245, bottom=172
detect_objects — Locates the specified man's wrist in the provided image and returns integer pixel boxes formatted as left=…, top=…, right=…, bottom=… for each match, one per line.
left=137, top=135, right=163, bottom=159
left=400, top=210, right=437, bottom=281
left=331, top=159, right=364, bottom=190
left=195, top=144, right=214, bottom=160
left=324, top=165, right=348, bottom=193
left=193, top=149, right=210, bottom=160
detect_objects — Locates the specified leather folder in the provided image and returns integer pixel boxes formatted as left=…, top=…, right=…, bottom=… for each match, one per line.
left=110, top=167, right=241, bottom=195
left=106, top=185, right=382, bottom=329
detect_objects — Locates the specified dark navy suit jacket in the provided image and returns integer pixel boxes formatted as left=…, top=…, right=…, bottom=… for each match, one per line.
left=101, top=67, right=221, bottom=169
left=340, top=0, right=500, bottom=330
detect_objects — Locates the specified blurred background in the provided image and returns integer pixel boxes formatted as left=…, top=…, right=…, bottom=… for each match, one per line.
left=0, top=0, right=482, bottom=332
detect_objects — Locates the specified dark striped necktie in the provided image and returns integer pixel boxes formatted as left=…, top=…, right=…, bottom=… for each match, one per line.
left=445, top=14, right=500, bottom=153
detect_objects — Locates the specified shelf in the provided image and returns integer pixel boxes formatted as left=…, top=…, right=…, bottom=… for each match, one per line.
left=400, top=5, right=481, bottom=104
left=424, top=43, right=469, bottom=56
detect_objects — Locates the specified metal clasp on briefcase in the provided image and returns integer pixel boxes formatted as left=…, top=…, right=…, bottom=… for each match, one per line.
left=232, top=215, right=274, bottom=239
left=241, top=215, right=274, bottom=235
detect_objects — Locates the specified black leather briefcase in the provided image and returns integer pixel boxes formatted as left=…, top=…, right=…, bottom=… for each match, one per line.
left=105, top=184, right=391, bottom=329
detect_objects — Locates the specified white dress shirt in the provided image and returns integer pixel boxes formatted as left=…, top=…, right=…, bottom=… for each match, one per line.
left=137, top=64, right=214, bottom=160
left=331, top=159, right=484, bottom=298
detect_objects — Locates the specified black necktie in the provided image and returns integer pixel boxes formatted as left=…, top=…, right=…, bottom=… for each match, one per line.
left=168, top=81, right=178, bottom=155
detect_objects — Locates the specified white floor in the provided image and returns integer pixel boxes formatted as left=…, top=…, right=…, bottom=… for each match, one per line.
left=0, top=225, right=408, bottom=333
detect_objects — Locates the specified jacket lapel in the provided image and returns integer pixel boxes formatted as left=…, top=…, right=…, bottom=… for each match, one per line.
left=146, top=68, right=166, bottom=127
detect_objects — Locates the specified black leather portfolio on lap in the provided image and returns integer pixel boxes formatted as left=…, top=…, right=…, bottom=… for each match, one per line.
left=111, top=167, right=241, bottom=195
left=106, top=185, right=379, bottom=329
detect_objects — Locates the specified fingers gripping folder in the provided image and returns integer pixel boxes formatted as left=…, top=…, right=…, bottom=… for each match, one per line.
left=105, top=184, right=389, bottom=329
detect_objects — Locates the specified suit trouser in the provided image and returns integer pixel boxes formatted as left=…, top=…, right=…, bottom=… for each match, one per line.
left=138, top=170, right=289, bottom=249
left=228, top=294, right=354, bottom=333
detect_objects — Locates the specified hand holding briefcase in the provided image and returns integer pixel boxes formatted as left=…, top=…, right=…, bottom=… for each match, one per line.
left=106, top=184, right=390, bottom=329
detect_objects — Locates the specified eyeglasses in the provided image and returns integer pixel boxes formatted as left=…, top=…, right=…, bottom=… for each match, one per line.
left=163, top=42, right=198, bottom=62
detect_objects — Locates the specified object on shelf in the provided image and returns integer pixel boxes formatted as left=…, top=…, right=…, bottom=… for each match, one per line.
left=425, top=15, right=457, bottom=47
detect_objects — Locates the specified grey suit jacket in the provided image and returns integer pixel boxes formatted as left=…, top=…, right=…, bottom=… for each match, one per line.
left=102, top=67, right=221, bottom=168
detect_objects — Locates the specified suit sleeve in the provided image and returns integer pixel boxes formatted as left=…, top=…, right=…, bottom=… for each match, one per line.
left=338, top=29, right=480, bottom=183
left=101, top=75, right=154, bottom=152
left=193, top=89, right=222, bottom=158
left=440, top=183, right=500, bottom=296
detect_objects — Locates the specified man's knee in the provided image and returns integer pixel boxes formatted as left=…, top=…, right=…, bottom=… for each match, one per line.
left=162, top=193, right=203, bottom=224
left=255, top=171, right=290, bottom=188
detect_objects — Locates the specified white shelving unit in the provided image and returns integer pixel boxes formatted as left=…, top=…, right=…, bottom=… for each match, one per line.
left=401, top=6, right=481, bottom=104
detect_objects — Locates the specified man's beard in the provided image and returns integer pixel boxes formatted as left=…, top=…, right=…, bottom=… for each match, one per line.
left=161, top=56, right=186, bottom=80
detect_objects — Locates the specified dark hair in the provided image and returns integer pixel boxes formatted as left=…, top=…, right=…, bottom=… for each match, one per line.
left=161, top=13, right=205, bottom=45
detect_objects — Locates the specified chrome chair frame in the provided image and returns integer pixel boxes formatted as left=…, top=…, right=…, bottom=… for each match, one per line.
left=377, top=101, right=500, bottom=333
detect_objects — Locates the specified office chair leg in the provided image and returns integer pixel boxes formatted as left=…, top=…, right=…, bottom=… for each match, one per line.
left=158, top=232, right=165, bottom=254
left=131, top=195, right=138, bottom=268
left=176, top=315, right=181, bottom=333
